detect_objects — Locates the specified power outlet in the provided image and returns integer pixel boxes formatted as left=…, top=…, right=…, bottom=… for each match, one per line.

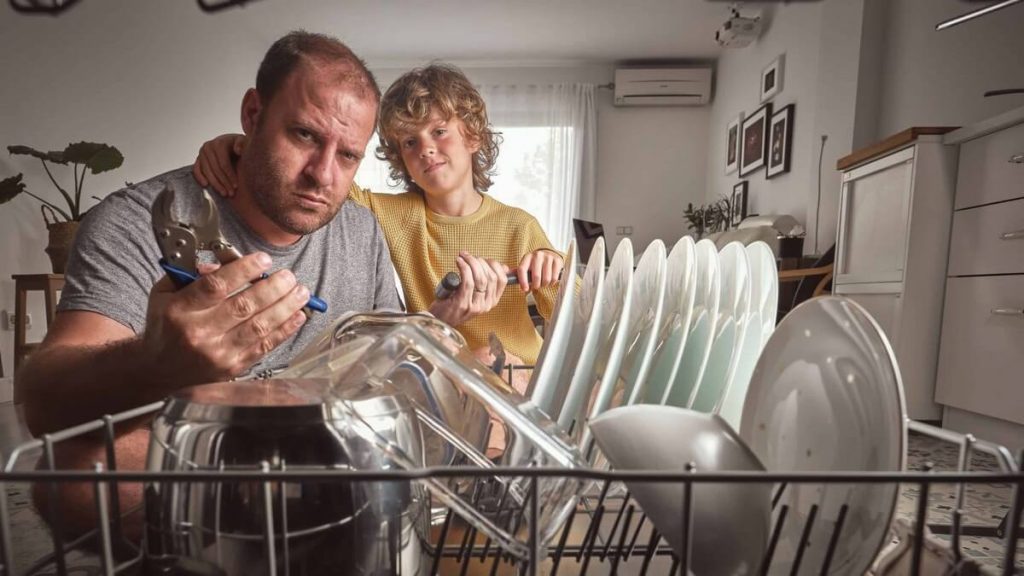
left=615, top=226, right=634, bottom=236
left=1, top=310, right=31, bottom=331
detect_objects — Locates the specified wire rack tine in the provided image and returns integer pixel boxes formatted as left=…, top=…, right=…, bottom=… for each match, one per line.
left=42, top=435, right=68, bottom=576
left=101, top=416, right=123, bottom=546
left=261, top=461, right=278, bottom=576
left=0, top=460, right=15, bottom=576
left=92, top=463, right=114, bottom=576
left=609, top=505, right=634, bottom=574
left=760, top=504, right=788, bottom=575
left=910, top=463, right=933, bottom=576
left=789, top=503, right=818, bottom=575
left=680, top=462, right=695, bottom=574
left=818, top=503, right=848, bottom=574
left=1001, top=449, right=1024, bottom=576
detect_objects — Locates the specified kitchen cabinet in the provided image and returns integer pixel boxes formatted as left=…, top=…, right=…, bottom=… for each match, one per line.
left=835, top=131, right=959, bottom=420
left=937, top=108, right=1024, bottom=440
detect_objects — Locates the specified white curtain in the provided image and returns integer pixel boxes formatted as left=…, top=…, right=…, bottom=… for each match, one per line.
left=478, top=83, right=597, bottom=252
left=355, top=83, right=597, bottom=253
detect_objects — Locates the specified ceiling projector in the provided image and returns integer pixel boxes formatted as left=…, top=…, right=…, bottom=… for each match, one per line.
left=715, top=12, right=762, bottom=48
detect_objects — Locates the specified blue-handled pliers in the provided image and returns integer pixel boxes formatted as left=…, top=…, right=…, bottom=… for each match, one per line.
left=150, top=184, right=327, bottom=315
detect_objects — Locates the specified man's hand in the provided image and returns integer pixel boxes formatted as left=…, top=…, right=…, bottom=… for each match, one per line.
left=516, top=249, right=564, bottom=293
left=192, top=133, right=245, bottom=197
left=429, top=251, right=509, bottom=327
left=143, top=251, right=309, bottom=384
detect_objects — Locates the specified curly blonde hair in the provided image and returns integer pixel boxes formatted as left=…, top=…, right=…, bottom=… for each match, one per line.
left=376, top=64, right=501, bottom=193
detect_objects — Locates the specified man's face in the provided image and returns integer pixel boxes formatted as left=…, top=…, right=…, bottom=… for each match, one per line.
left=239, top=62, right=377, bottom=241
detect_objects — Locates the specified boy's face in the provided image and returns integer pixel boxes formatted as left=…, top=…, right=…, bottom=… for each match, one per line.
left=396, top=111, right=480, bottom=198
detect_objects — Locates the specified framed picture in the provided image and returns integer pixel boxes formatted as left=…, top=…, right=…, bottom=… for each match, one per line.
left=725, top=113, right=743, bottom=174
left=739, top=103, right=771, bottom=177
left=731, top=181, right=748, bottom=227
left=760, top=54, right=785, bottom=102
left=767, top=103, right=795, bottom=178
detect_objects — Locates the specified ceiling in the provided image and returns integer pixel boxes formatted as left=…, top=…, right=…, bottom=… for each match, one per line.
left=221, top=0, right=745, bottom=64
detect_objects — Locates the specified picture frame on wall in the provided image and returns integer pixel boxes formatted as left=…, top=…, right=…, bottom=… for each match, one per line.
left=760, top=54, right=785, bottom=102
left=725, top=113, right=743, bottom=174
left=739, top=103, right=771, bottom=177
left=731, top=181, right=748, bottom=227
left=767, top=103, right=795, bottom=178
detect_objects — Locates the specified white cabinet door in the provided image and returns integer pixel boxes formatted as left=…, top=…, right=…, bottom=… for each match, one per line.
left=936, top=275, right=1024, bottom=425
left=837, top=148, right=914, bottom=285
left=948, top=197, right=1024, bottom=276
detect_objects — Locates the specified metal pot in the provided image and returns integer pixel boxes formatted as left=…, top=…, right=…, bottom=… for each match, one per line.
left=144, top=378, right=432, bottom=576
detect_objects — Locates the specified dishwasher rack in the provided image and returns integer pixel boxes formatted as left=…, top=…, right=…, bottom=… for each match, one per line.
left=1, top=402, right=1021, bottom=576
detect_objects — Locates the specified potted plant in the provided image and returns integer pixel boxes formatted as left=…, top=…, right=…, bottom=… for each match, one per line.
left=0, top=142, right=124, bottom=273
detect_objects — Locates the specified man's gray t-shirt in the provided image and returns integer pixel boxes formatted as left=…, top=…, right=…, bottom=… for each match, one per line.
left=58, top=166, right=401, bottom=373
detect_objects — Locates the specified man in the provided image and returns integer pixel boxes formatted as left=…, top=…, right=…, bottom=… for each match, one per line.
left=17, top=31, right=399, bottom=537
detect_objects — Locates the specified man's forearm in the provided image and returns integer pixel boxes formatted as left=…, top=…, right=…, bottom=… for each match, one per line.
left=21, top=338, right=174, bottom=436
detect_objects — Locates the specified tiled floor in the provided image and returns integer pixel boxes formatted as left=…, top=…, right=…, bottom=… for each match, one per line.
left=1, top=403, right=1021, bottom=574
left=896, top=431, right=1023, bottom=574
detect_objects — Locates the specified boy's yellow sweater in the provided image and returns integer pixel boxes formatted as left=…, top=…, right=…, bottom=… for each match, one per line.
left=349, top=184, right=558, bottom=365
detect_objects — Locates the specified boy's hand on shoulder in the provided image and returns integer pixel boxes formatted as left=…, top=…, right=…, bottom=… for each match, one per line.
left=518, top=249, right=564, bottom=293
left=429, top=252, right=509, bottom=327
left=192, top=133, right=246, bottom=198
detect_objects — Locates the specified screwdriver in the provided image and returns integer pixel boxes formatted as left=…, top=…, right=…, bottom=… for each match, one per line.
left=434, top=271, right=531, bottom=300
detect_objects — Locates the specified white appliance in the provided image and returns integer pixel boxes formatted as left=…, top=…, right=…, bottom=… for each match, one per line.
left=613, top=68, right=712, bottom=107
left=834, top=135, right=958, bottom=420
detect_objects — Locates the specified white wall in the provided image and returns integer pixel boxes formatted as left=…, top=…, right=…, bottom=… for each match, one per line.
left=704, top=2, right=829, bottom=252
left=596, top=101, right=709, bottom=255
left=0, top=4, right=700, bottom=373
left=877, top=0, right=1024, bottom=135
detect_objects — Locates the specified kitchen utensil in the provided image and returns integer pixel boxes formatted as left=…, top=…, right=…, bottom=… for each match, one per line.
left=145, top=378, right=431, bottom=576
left=739, top=296, right=907, bottom=575
left=527, top=240, right=577, bottom=416
left=322, top=322, right=587, bottom=558
left=689, top=317, right=736, bottom=412
left=644, top=236, right=696, bottom=405
left=617, top=239, right=667, bottom=406
left=744, top=241, right=778, bottom=346
left=553, top=237, right=607, bottom=436
left=591, top=404, right=770, bottom=576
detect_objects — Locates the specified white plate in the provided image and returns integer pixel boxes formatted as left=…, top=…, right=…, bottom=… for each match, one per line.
left=618, top=240, right=668, bottom=406
left=711, top=242, right=752, bottom=417
left=554, top=238, right=607, bottom=435
left=663, top=309, right=709, bottom=408
left=591, top=405, right=770, bottom=576
left=578, top=238, right=634, bottom=454
left=644, top=237, right=697, bottom=404
left=671, top=239, right=722, bottom=407
left=528, top=240, right=577, bottom=416
left=717, top=241, right=752, bottom=324
left=745, top=241, right=778, bottom=347
left=717, top=310, right=762, bottom=430
left=739, top=296, right=907, bottom=576
left=689, top=316, right=736, bottom=412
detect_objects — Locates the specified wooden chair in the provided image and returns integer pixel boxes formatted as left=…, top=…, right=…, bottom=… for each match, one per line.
left=777, top=245, right=835, bottom=319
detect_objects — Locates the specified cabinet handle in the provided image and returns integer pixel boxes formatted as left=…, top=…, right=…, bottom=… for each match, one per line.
left=990, top=308, right=1024, bottom=316
left=999, top=229, right=1024, bottom=240
left=1010, top=154, right=1024, bottom=164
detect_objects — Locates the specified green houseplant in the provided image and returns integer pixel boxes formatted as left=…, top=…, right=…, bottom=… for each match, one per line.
left=1, top=142, right=124, bottom=273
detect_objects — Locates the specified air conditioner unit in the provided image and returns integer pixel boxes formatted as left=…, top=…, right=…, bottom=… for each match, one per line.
left=613, top=68, right=712, bottom=106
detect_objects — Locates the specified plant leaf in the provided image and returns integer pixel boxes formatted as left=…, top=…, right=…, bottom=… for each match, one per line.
left=8, top=145, right=68, bottom=164
left=0, top=174, right=26, bottom=204
left=64, top=142, right=124, bottom=174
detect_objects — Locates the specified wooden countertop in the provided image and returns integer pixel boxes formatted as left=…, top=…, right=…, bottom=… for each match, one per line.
left=836, top=127, right=957, bottom=171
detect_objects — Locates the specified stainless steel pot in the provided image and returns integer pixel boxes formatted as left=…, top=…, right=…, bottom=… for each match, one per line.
left=144, top=378, right=432, bottom=576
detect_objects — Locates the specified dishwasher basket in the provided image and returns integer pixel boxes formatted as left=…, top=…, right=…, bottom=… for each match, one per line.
left=1, top=402, right=1021, bottom=576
